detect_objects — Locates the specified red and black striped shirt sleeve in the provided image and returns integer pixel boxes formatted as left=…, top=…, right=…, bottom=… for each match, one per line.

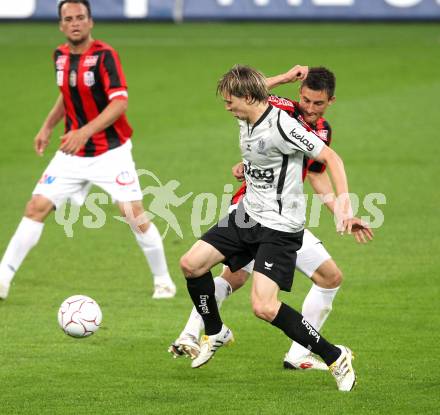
left=99, top=49, right=128, bottom=101
left=306, top=119, right=332, bottom=174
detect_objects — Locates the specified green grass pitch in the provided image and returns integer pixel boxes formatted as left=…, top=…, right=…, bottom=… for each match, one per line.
left=0, top=22, right=439, bottom=414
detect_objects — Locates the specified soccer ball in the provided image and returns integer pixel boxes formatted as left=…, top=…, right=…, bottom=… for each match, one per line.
left=58, top=295, right=102, bottom=338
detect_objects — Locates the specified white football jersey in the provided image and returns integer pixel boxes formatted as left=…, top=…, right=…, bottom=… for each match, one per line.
left=239, top=106, right=325, bottom=233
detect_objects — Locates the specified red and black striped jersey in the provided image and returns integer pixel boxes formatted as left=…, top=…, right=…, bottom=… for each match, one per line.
left=54, top=40, right=132, bottom=157
left=231, top=95, right=332, bottom=205
left=267, top=95, right=332, bottom=178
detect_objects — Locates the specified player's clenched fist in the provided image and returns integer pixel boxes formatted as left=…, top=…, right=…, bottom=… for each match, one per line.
left=59, top=129, right=89, bottom=155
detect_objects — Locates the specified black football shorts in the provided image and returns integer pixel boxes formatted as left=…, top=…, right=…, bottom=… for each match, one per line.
left=201, top=204, right=303, bottom=292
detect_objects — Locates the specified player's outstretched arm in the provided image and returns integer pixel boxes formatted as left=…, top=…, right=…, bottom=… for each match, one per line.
left=59, top=98, right=128, bottom=155
left=313, top=146, right=354, bottom=235
left=34, top=94, right=64, bottom=156
left=307, top=171, right=374, bottom=243
left=266, top=65, right=309, bottom=90
left=307, top=170, right=336, bottom=213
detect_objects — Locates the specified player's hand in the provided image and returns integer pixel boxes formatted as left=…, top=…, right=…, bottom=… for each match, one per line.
left=336, top=216, right=374, bottom=243
left=350, top=217, right=374, bottom=244
left=336, top=217, right=353, bottom=235
left=34, top=129, right=51, bottom=156
left=232, top=162, right=244, bottom=181
left=283, top=65, right=309, bottom=83
left=59, top=128, right=90, bottom=155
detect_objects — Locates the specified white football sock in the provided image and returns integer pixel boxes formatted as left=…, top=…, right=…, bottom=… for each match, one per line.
left=0, top=217, right=44, bottom=286
left=180, top=307, right=204, bottom=340
left=214, top=276, right=232, bottom=306
left=133, top=223, right=173, bottom=285
left=286, top=283, right=340, bottom=360
left=180, top=276, right=232, bottom=339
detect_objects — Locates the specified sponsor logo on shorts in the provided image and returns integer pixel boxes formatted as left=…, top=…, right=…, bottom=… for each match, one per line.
left=116, top=171, right=136, bottom=186
left=289, top=128, right=315, bottom=152
left=83, top=55, right=99, bottom=67
left=83, top=71, right=95, bottom=87
left=38, top=174, right=56, bottom=185
left=198, top=295, right=210, bottom=315
left=264, top=261, right=273, bottom=271
left=244, top=161, right=274, bottom=184
left=301, top=318, right=321, bottom=343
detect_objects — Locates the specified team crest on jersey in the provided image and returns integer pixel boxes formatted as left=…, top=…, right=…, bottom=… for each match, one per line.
left=317, top=130, right=328, bottom=141
left=56, top=70, right=64, bottom=86
left=69, top=70, right=77, bottom=87
left=257, top=138, right=266, bottom=155
left=83, top=55, right=99, bottom=67
left=83, top=71, right=95, bottom=87
left=56, top=55, right=67, bottom=70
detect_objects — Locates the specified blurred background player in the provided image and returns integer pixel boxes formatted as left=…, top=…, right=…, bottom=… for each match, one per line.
left=170, top=66, right=372, bottom=369
left=0, top=0, right=176, bottom=300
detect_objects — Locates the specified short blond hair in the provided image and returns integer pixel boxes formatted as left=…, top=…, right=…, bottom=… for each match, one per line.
left=217, top=65, right=268, bottom=104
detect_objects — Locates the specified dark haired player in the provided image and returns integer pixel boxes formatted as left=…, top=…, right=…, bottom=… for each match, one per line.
left=0, top=0, right=176, bottom=300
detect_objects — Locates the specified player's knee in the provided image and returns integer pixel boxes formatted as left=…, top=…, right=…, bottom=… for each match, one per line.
left=179, top=254, right=192, bottom=276
left=252, top=300, right=278, bottom=322
left=131, top=220, right=150, bottom=234
left=315, top=266, right=343, bottom=289
left=233, top=269, right=248, bottom=289
left=180, top=254, right=204, bottom=278
left=327, top=267, right=343, bottom=288
left=24, top=196, right=52, bottom=221
left=222, top=268, right=248, bottom=291
left=118, top=201, right=149, bottom=233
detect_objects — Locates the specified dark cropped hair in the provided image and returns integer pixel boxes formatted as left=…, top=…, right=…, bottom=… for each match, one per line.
left=58, top=0, right=92, bottom=18
left=217, top=65, right=269, bottom=104
left=301, top=67, right=336, bottom=98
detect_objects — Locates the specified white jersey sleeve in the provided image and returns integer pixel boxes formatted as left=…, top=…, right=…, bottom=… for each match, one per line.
left=273, top=109, right=325, bottom=159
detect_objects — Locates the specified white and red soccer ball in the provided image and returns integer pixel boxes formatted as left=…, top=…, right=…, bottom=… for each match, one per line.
left=58, top=295, right=102, bottom=338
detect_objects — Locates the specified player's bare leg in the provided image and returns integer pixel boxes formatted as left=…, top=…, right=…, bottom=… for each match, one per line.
left=169, top=267, right=248, bottom=359
left=180, top=241, right=234, bottom=368
left=0, top=195, right=53, bottom=299
left=118, top=200, right=175, bottom=299
left=221, top=267, right=250, bottom=291
left=284, top=259, right=342, bottom=370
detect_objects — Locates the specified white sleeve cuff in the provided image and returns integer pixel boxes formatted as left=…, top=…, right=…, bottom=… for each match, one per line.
left=109, top=90, right=128, bottom=100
